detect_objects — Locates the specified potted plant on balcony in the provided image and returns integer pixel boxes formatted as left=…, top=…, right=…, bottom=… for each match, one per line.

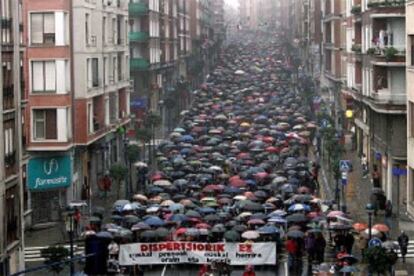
left=366, top=47, right=376, bottom=55
left=384, top=47, right=398, bottom=62
left=351, top=5, right=361, bottom=14
left=351, top=44, right=362, bottom=53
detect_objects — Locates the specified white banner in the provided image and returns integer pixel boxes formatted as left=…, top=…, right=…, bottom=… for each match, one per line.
left=119, top=242, right=276, bottom=266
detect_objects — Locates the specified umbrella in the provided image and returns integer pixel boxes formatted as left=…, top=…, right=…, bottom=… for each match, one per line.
left=327, top=210, right=345, bottom=218
left=241, top=230, right=260, bottom=240
left=382, top=241, right=399, bottom=250
left=133, top=194, right=148, bottom=202
left=247, top=219, right=265, bottom=225
left=155, top=227, right=170, bottom=238
left=233, top=224, right=248, bottom=233
left=96, top=231, right=113, bottom=239
left=113, top=199, right=130, bottom=209
left=288, top=203, right=310, bottom=212
left=89, top=216, right=102, bottom=223
left=168, top=214, right=189, bottom=223
left=224, top=230, right=241, bottom=241
left=212, top=224, right=226, bottom=233
left=372, top=223, right=390, bottom=232
left=287, top=230, right=304, bottom=238
left=268, top=216, right=287, bottom=224
left=286, top=213, right=308, bottom=223
left=131, top=222, right=151, bottom=231
left=140, top=230, right=158, bottom=239
left=185, top=210, right=202, bottom=218
left=361, top=228, right=381, bottom=238
left=258, top=225, right=280, bottom=234
left=339, top=266, right=359, bottom=273
left=352, top=222, right=368, bottom=232
left=153, top=179, right=172, bottom=187
left=123, top=215, right=139, bottom=224
left=144, top=216, right=166, bottom=227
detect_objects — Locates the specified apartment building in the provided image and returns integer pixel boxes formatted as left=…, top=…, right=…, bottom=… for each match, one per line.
left=406, top=0, right=414, bottom=217
left=239, top=0, right=258, bottom=30
left=24, top=0, right=130, bottom=224
left=0, top=0, right=25, bottom=273
left=342, top=0, right=406, bottom=213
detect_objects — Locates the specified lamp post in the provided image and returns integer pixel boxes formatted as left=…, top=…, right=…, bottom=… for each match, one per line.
left=123, top=138, right=131, bottom=198
left=366, top=203, right=374, bottom=240
left=65, top=209, right=75, bottom=275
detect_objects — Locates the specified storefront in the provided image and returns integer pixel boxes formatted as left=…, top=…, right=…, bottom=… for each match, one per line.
left=28, top=155, right=72, bottom=223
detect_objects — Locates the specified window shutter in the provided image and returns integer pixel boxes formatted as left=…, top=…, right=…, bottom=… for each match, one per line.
left=31, top=14, right=43, bottom=44
left=32, top=61, right=44, bottom=91
left=44, top=13, right=55, bottom=34
left=45, top=61, right=56, bottom=91
left=45, top=110, right=57, bottom=139
left=92, top=58, right=99, bottom=87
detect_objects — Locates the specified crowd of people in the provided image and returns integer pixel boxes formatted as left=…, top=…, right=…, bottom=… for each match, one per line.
left=76, top=32, right=410, bottom=275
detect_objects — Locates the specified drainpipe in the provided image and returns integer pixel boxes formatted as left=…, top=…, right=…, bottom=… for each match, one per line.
left=12, top=0, right=25, bottom=271
left=0, top=0, right=4, bottom=271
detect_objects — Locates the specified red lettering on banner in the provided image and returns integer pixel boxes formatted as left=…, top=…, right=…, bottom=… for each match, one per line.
left=141, top=244, right=149, bottom=252
left=216, top=244, right=225, bottom=252
left=173, top=243, right=180, bottom=251
left=159, top=243, right=166, bottom=251
left=197, top=244, right=204, bottom=251
left=239, top=244, right=252, bottom=253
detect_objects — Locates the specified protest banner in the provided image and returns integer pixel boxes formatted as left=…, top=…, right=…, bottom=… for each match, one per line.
left=119, top=242, right=276, bottom=266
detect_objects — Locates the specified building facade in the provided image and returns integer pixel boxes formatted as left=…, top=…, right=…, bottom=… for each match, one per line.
left=0, top=0, right=25, bottom=273
left=342, top=0, right=406, bottom=213
left=24, top=0, right=130, bottom=224
left=406, top=0, right=414, bottom=217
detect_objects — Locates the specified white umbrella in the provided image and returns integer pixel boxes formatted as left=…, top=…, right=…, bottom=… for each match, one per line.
left=153, top=180, right=172, bottom=187
left=234, top=70, right=246, bottom=75
left=242, top=230, right=260, bottom=240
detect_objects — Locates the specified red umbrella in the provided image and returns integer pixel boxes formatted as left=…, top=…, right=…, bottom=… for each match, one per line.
left=244, top=192, right=257, bottom=201
left=175, top=227, right=187, bottom=236
left=353, top=223, right=368, bottom=232
left=265, top=146, right=279, bottom=153
left=230, top=179, right=247, bottom=188
left=373, top=224, right=390, bottom=232
left=237, top=152, right=251, bottom=159
left=255, top=172, right=269, bottom=180
left=150, top=172, right=166, bottom=181
left=262, top=136, right=274, bottom=143
left=196, top=223, right=212, bottom=229
left=247, top=219, right=265, bottom=225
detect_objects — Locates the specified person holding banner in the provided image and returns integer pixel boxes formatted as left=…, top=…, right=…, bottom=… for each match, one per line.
left=242, top=265, right=256, bottom=276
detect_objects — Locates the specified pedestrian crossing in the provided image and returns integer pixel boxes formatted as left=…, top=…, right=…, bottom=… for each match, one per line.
left=25, top=244, right=84, bottom=263
left=396, top=240, right=414, bottom=258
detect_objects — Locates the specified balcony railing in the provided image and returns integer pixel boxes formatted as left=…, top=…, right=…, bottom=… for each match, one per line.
left=130, top=58, right=150, bottom=71
left=371, top=90, right=406, bottom=104
left=129, top=2, right=149, bottom=17
left=129, top=31, right=149, bottom=42
left=368, top=0, right=406, bottom=8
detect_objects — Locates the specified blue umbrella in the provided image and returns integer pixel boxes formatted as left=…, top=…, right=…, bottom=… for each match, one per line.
left=144, top=216, right=166, bottom=227
left=168, top=214, right=189, bottom=223
left=96, top=231, right=113, bottom=239
left=288, top=203, right=311, bottom=212
left=147, top=186, right=164, bottom=194
left=168, top=203, right=184, bottom=212
left=258, top=225, right=280, bottom=234
left=197, top=207, right=216, bottom=214
left=224, top=186, right=241, bottom=194
left=180, top=135, right=194, bottom=142
left=268, top=216, right=287, bottom=224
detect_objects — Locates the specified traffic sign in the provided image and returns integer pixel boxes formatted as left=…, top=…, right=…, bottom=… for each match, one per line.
left=339, top=160, right=352, bottom=172
left=341, top=172, right=348, bottom=186
left=368, top=237, right=382, bottom=248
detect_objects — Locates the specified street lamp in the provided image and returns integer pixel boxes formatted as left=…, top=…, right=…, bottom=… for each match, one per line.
left=65, top=209, right=75, bottom=275
left=366, top=203, right=375, bottom=240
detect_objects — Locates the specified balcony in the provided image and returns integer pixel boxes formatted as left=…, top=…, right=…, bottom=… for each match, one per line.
left=370, top=90, right=405, bottom=105
left=129, top=31, right=149, bottom=42
left=368, top=0, right=405, bottom=8
left=130, top=58, right=150, bottom=71
left=129, top=2, right=149, bottom=17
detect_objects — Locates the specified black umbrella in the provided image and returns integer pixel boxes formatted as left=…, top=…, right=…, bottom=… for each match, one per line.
left=286, top=213, right=308, bottom=223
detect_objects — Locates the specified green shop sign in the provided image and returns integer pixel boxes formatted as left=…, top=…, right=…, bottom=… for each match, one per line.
left=28, top=156, right=72, bottom=191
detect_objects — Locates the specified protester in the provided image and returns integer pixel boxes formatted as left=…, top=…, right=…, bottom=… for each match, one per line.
left=398, top=231, right=409, bottom=263
left=285, top=238, right=298, bottom=269
left=315, top=233, right=326, bottom=264
left=361, top=154, right=368, bottom=178
left=372, top=165, right=381, bottom=188
left=242, top=265, right=256, bottom=276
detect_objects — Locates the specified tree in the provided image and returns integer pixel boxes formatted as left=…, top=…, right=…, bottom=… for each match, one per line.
left=135, top=127, right=152, bottom=161
left=363, top=246, right=396, bottom=275
left=127, top=144, right=140, bottom=163
left=41, top=246, right=70, bottom=275
left=143, top=112, right=162, bottom=164
left=109, top=163, right=128, bottom=198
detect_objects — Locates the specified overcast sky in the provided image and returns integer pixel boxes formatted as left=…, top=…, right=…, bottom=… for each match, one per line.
left=225, top=0, right=239, bottom=8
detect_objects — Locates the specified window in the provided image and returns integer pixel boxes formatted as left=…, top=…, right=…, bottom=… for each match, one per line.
left=103, top=57, right=107, bottom=85
left=112, top=18, right=116, bottom=44
left=6, top=187, right=18, bottom=245
left=85, top=13, right=90, bottom=44
left=410, top=102, right=414, bottom=137
left=87, top=58, right=99, bottom=88
left=31, top=61, right=56, bottom=92
left=102, top=16, right=106, bottom=44
left=87, top=103, right=93, bottom=133
left=33, top=109, right=57, bottom=140
left=30, top=13, right=55, bottom=45
left=410, top=35, right=414, bottom=66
